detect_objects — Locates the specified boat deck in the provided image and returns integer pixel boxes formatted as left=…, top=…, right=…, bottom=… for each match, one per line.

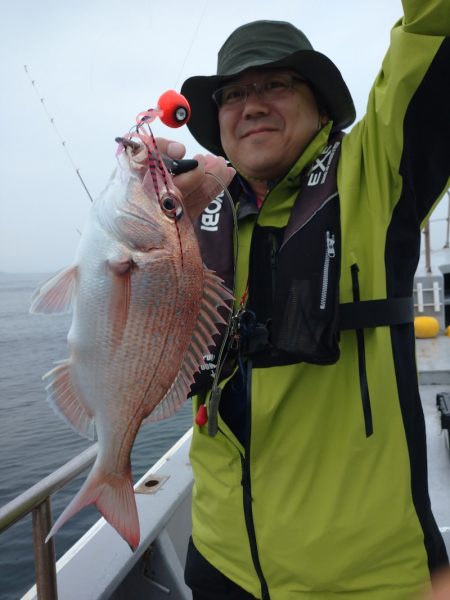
left=417, top=335, right=450, bottom=384
left=422, top=383, right=450, bottom=534
left=417, top=333, right=450, bottom=551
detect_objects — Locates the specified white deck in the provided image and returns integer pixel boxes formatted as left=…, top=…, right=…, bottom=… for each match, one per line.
left=416, top=332, right=450, bottom=551
left=416, top=335, right=450, bottom=384
left=422, top=383, right=450, bottom=536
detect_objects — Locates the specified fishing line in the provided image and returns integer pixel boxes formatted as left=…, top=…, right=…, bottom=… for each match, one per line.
left=203, top=171, right=239, bottom=436
left=172, top=0, right=208, bottom=91
left=23, top=65, right=94, bottom=203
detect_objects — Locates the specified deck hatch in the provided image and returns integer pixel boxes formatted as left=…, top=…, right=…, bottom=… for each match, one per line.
left=135, top=475, right=169, bottom=494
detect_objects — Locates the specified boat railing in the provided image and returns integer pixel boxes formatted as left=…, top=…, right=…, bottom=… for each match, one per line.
left=0, top=443, right=98, bottom=600
left=423, top=190, right=450, bottom=273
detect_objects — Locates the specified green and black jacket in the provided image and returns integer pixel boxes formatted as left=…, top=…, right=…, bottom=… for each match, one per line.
left=189, top=3, right=450, bottom=599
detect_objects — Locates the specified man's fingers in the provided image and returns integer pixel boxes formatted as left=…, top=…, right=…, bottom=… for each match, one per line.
left=167, top=141, right=186, bottom=160
left=203, top=155, right=235, bottom=188
left=175, top=155, right=235, bottom=221
left=154, top=137, right=186, bottom=159
left=151, top=145, right=236, bottom=221
left=174, top=155, right=207, bottom=197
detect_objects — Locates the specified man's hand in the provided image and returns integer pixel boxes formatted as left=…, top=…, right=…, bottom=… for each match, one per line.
left=156, top=138, right=235, bottom=221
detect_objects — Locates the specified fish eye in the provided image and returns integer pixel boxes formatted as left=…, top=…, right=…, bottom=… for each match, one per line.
left=161, top=195, right=183, bottom=220
left=163, top=198, right=175, bottom=210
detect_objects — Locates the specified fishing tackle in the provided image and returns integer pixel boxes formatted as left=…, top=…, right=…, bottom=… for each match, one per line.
left=157, top=90, right=191, bottom=128
left=136, top=90, right=191, bottom=131
left=119, top=91, right=196, bottom=175
left=115, top=137, right=198, bottom=176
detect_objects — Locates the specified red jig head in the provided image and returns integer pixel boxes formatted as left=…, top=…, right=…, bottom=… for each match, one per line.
left=157, top=90, right=191, bottom=128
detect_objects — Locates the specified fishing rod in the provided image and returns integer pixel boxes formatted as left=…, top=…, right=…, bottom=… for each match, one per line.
left=23, top=65, right=94, bottom=203
left=24, top=65, right=199, bottom=194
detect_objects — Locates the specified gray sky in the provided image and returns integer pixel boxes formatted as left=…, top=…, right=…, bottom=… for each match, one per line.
left=1, top=0, right=446, bottom=274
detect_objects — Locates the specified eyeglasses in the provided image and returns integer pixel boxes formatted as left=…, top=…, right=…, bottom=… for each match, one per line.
left=212, top=75, right=307, bottom=109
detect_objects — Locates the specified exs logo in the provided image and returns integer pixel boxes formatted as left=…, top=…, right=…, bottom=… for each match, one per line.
left=307, top=141, right=339, bottom=187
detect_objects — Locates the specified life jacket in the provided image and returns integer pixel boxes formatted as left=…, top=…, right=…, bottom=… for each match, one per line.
left=191, top=132, right=414, bottom=394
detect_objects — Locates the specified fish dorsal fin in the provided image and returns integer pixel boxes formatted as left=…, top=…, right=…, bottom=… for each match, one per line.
left=43, top=359, right=95, bottom=440
left=30, top=266, right=78, bottom=314
left=144, top=267, right=233, bottom=423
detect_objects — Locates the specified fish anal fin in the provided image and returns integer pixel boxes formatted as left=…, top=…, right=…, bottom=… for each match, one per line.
left=43, top=359, right=95, bottom=440
left=30, top=266, right=78, bottom=314
left=144, top=365, right=193, bottom=423
left=46, top=463, right=140, bottom=551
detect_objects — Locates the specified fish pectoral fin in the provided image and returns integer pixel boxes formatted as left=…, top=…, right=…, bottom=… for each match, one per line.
left=30, top=265, right=78, bottom=314
left=43, top=359, right=95, bottom=440
left=106, top=258, right=135, bottom=344
left=107, top=257, right=135, bottom=276
left=144, top=267, right=233, bottom=423
left=46, top=463, right=140, bottom=551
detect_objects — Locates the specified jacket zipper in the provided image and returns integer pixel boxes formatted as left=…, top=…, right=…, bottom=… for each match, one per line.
left=351, top=264, right=373, bottom=437
left=241, top=359, right=271, bottom=599
left=320, top=230, right=336, bottom=309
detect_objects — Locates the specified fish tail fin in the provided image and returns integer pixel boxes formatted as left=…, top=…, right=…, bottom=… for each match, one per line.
left=46, top=464, right=140, bottom=551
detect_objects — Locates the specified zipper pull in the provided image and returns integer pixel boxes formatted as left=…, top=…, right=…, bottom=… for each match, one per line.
left=326, top=231, right=336, bottom=257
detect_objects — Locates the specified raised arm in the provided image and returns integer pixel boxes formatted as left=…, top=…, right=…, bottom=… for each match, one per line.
left=349, top=0, right=450, bottom=223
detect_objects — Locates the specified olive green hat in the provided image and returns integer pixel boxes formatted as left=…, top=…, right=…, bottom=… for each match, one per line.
left=181, top=20, right=355, bottom=157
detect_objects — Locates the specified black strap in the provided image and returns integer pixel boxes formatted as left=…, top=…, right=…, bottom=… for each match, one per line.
left=338, top=297, right=414, bottom=331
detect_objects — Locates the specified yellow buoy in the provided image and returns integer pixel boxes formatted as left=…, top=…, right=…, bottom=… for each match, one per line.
left=445, top=325, right=450, bottom=337
left=414, top=316, right=440, bottom=338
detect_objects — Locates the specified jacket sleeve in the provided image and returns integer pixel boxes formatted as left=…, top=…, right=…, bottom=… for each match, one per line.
left=402, top=0, right=450, bottom=35
left=349, top=0, right=450, bottom=223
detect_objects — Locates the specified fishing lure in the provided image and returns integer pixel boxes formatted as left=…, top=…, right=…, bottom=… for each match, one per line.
left=125, top=90, right=198, bottom=175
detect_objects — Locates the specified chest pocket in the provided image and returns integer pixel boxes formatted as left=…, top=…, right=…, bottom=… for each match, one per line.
left=272, top=197, right=341, bottom=364
left=246, top=195, right=341, bottom=367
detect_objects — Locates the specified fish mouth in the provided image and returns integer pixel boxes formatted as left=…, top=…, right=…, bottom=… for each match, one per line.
left=115, top=137, right=141, bottom=152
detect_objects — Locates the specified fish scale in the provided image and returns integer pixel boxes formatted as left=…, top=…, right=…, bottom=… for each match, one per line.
left=30, top=136, right=233, bottom=550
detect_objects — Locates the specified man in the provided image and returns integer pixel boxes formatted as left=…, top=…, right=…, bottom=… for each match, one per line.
left=158, top=5, right=450, bottom=599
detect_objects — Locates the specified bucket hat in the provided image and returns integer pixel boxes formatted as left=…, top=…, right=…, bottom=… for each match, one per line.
left=181, top=20, right=355, bottom=157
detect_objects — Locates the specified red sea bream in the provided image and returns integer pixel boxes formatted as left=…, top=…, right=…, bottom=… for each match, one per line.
left=30, top=137, right=232, bottom=550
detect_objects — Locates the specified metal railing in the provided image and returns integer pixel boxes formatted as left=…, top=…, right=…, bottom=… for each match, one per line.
left=0, top=443, right=98, bottom=600
left=423, top=191, right=450, bottom=273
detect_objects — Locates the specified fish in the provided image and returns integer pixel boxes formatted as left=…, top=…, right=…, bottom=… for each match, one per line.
left=30, top=134, right=233, bottom=550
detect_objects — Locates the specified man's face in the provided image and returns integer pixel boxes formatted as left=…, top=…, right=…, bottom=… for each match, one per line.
left=218, top=69, right=326, bottom=181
